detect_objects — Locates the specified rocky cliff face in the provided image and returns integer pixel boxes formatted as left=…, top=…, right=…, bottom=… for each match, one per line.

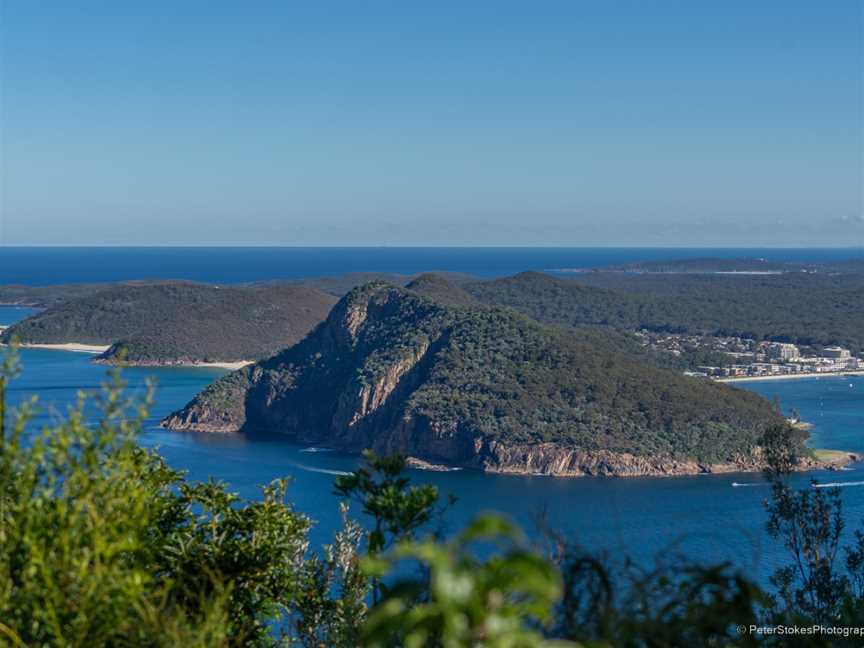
left=163, top=282, right=792, bottom=477
left=469, top=440, right=758, bottom=476
left=163, top=283, right=447, bottom=450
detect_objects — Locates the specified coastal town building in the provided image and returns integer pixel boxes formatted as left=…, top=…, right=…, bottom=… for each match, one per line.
left=637, top=330, right=861, bottom=380
left=822, top=346, right=851, bottom=359
left=767, top=342, right=800, bottom=361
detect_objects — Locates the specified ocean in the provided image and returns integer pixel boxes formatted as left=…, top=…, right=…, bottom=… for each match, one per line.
left=1, top=246, right=861, bottom=285
left=1, top=246, right=863, bottom=584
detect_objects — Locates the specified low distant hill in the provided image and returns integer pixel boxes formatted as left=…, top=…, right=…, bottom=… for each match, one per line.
left=601, top=257, right=795, bottom=274
left=6, top=262, right=862, bottom=365
left=295, top=271, right=477, bottom=296
left=0, top=283, right=114, bottom=308
left=550, top=256, right=864, bottom=275
left=605, top=256, right=864, bottom=275
left=458, top=270, right=864, bottom=353
left=573, top=271, right=864, bottom=352
left=291, top=272, right=413, bottom=296
left=404, top=273, right=480, bottom=307
left=163, top=282, right=785, bottom=476
left=1, top=282, right=337, bottom=365
left=464, top=271, right=638, bottom=327
left=0, top=271, right=478, bottom=309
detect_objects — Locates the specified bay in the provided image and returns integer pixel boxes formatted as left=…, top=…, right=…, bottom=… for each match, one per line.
left=1, top=244, right=863, bottom=584
left=4, top=311, right=863, bottom=583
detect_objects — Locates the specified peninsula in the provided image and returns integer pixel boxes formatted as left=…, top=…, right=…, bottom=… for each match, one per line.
left=163, top=281, right=820, bottom=477
left=0, top=282, right=337, bottom=366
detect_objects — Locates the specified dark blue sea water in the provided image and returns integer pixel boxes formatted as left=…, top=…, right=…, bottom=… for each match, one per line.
left=1, top=246, right=861, bottom=285
left=3, top=302, right=863, bottom=584
left=1, top=246, right=863, bottom=584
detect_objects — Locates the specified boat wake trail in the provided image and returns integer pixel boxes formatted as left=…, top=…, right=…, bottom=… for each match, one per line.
left=731, top=482, right=765, bottom=488
left=812, top=480, right=864, bottom=489
left=286, top=461, right=350, bottom=477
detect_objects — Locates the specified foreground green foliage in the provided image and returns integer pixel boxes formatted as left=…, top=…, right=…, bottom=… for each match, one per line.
left=555, top=556, right=763, bottom=646
left=758, top=424, right=864, bottom=639
left=7, top=347, right=864, bottom=646
left=335, top=451, right=444, bottom=604
left=0, top=347, right=309, bottom=646
left=293, top=503, right=369, bottom=648
left=363, top=515, right=573, bottom=648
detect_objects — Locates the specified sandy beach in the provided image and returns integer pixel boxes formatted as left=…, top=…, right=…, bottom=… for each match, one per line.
left=0, top=326, right=108, bottom=353
left=183, top=360, right=253, bottom=370
left=718, top=370, right=864, bottom=384
left=1, top=337, right=250, bottom=369
left=91, top=357, right=255, bottom=371
left=3, top=341, right=111, bottom=354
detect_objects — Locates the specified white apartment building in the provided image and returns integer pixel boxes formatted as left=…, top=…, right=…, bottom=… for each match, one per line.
left=822, top=346, right=851, bottom=359
left=767, top=342, right=800, bottom=362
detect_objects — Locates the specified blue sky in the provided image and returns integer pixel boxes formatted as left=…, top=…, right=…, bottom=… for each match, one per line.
left=1, top=1, right=861, bottom=246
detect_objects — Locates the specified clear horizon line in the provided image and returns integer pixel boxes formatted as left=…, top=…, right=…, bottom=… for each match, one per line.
left=2, top=244, right=862, bottom=250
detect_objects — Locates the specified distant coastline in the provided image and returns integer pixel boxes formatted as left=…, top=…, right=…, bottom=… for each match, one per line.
left=3, top=247, right=860, bottom=286
left=0, top=328, right=107, bottom=353
left=0, top=332, right=251, bottom=370
left=94, top=357, right=253, bottom=371
left=0, top=324, right=107, bottom=355
left=16, top=342, right=109, bottom=354
left=718, top=371, right=864, bottom=383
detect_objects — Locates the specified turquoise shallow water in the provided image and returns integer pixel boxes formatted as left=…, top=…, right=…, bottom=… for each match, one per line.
left=3, top=305, right=863, bottom=583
